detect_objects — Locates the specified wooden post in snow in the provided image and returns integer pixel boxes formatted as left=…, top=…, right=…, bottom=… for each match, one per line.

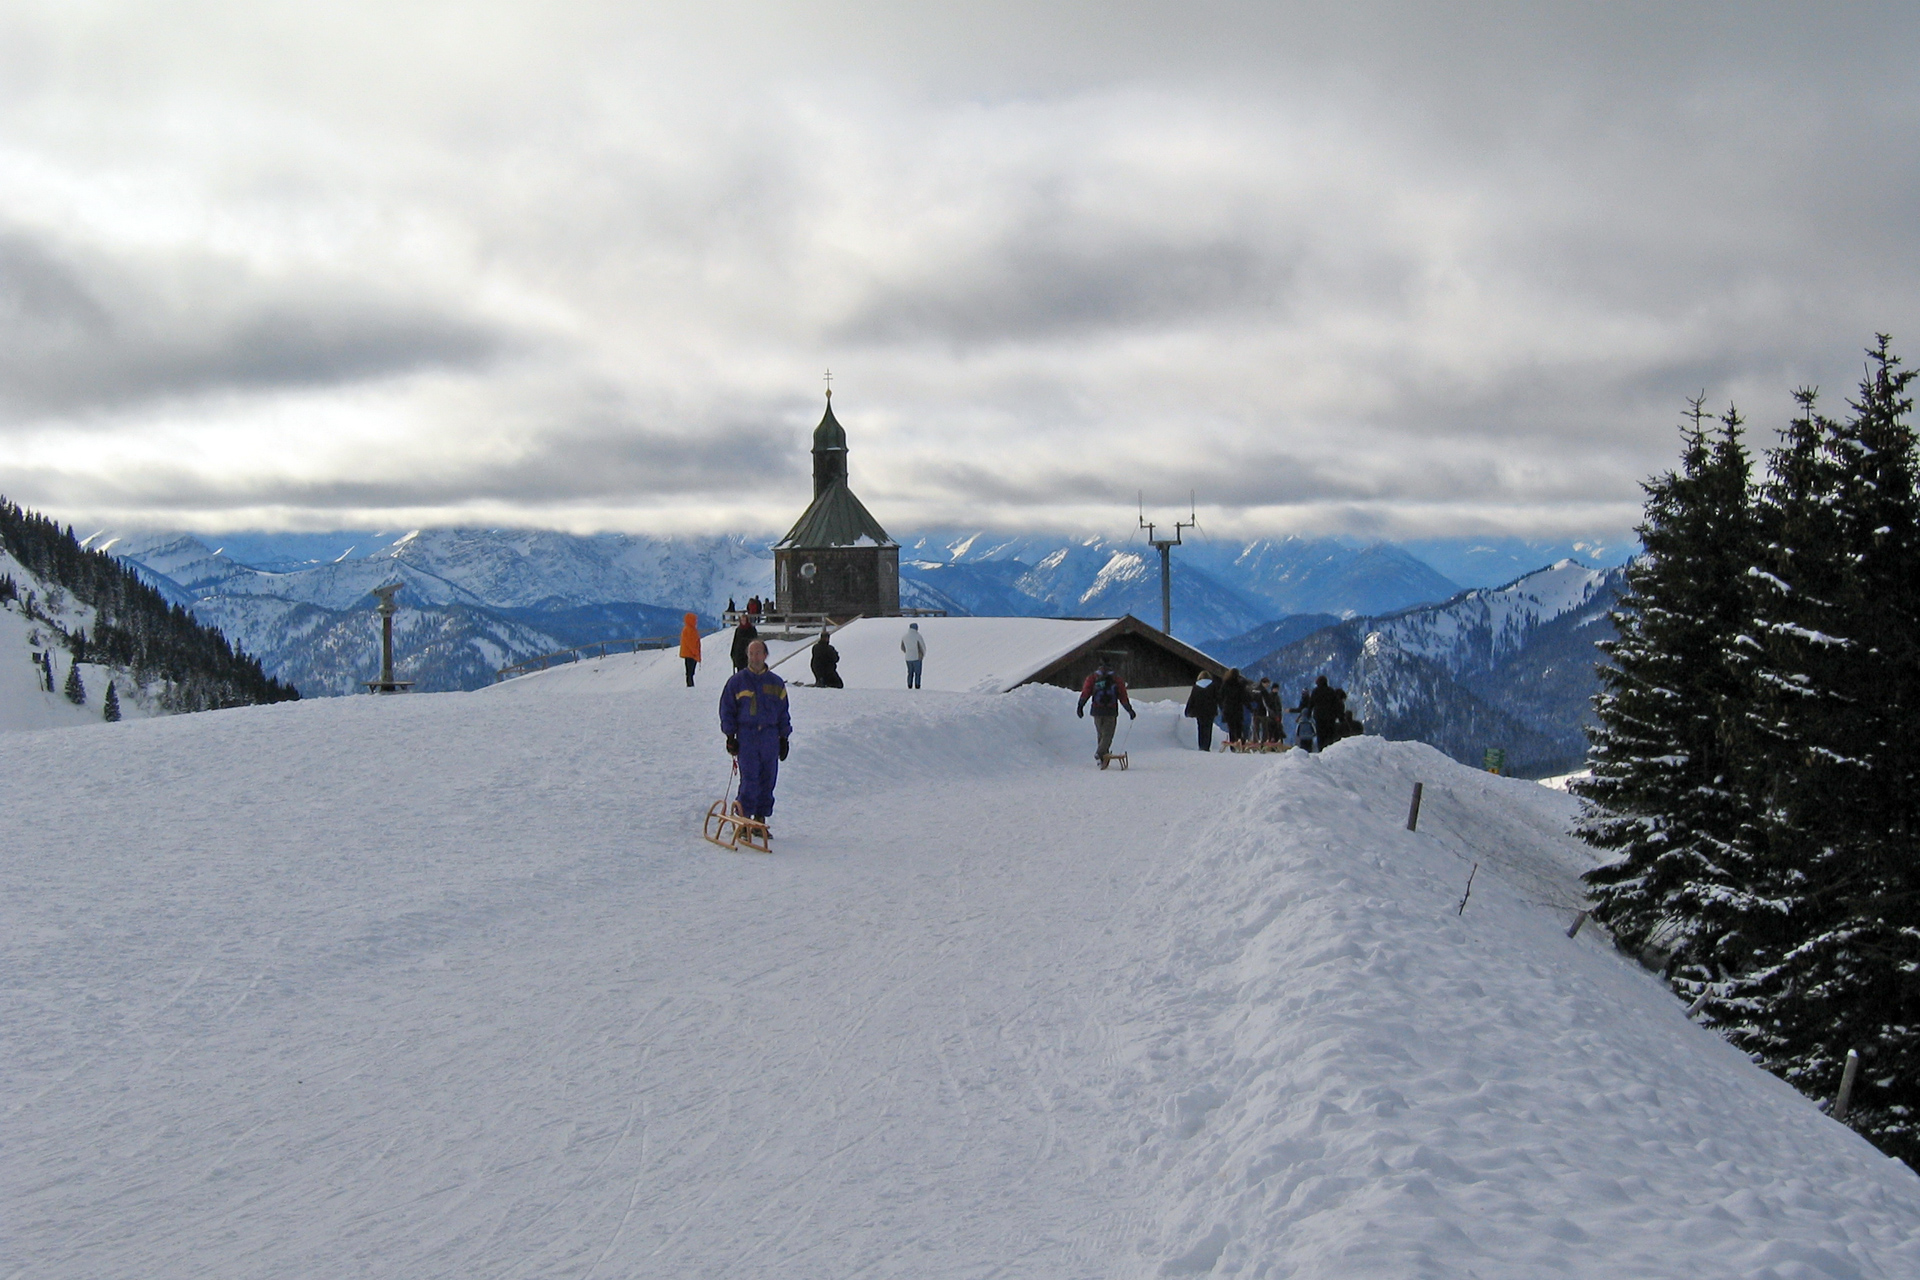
left=1833, top=1048, right=1862, bottom=1121
left=1567, top=909, right=1589, bottom=938
left=1406, top=782, right=1424, bottom=832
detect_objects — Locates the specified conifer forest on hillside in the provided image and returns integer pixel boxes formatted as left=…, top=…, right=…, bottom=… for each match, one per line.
left=1577, top=335, right=1920, bottom=1163
left=0, top=499, right=298, bottom=714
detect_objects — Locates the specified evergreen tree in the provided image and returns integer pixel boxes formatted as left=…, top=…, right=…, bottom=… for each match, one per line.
left=1715, top=337, right=1920, bottom=1161
left=64, top=659, right=85, bottom=705
left=103, top=680, right=121, bottom=722
left=41, top=650, right=54, bottom=692
left=1576, top=400, right=1757, bottom=972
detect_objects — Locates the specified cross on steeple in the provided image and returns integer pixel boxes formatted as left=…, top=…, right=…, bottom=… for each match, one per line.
left=823, top=367, right=833, bottom=399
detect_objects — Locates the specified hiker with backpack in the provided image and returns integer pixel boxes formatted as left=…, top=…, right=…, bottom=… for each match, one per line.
left=1076, top=660, right=1136, bottom=765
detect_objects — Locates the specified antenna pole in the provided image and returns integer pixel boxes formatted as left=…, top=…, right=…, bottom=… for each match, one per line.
left=1139, top=498, right=1198, bottom=636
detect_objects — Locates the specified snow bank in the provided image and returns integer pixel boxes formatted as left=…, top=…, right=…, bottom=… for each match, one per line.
left=1118, top=737, right=1920, bottom=1277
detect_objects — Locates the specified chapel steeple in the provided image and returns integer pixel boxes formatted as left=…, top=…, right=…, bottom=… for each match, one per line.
left=812, top=390, right=849, bottom=499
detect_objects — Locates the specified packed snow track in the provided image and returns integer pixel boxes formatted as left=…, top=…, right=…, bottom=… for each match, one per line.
left=5, top=648, right=1917, bottom=1278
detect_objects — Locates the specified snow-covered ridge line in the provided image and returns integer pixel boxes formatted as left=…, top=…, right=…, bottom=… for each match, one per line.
left=1121, top=737, right=1920, bottom=1275
left=1361, top=559, right=1619, bottom=670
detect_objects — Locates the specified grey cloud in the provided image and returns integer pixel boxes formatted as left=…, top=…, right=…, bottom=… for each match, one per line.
left=6, top=2, right=1920, bottom=537
left=6, top=411, right=802, bottom=512
left=0, top=229, right=508, bottom=419
left=836, top=232, right=1293, bottom=345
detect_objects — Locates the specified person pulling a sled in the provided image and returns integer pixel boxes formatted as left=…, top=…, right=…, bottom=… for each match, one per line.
left=810, top=627, right=843, bottom=688
left=720, top=639, right=791, bottom=833
left=679, top=612, right=703, bottom=687
left=1076, top=659, right=1136, bottom=764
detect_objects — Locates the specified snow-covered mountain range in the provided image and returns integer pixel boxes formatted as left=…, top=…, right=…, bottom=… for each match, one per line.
left=92, top=524, right=1626, bottom=705
left=1242, top=560, right=1627, bottom=776
left=92, top=526, right=1482, bottom=696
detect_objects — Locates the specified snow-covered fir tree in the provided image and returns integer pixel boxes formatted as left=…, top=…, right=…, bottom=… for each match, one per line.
left=103, top=680, right=121, bottom=722
left=63, top=658, right=85, bottom=705
left=1714, top=337, right=1920, bottom=1161
left=1576, top=401, right=1757, bottom=972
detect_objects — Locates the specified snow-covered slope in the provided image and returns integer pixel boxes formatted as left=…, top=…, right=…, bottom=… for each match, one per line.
left=1362, top=559, right=1617, bottom=674
left=6, top=662, right=1916, bottom=1277
left=767, top=615, right=1115, bottom=693
left=0, top=549, right=159, bottom=731
left=1250, top=560, right=1627, bottom=775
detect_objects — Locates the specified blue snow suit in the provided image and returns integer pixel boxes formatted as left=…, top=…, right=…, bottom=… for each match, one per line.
left=719, top=666, right=792, bottom=821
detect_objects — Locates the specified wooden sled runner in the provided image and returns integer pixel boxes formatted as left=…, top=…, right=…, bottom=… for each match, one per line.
left=1097, top=752, right=1129, bottom=770
left=703, top=759, right=772, bottom=852
left=704, top=800, right=771, bottom=852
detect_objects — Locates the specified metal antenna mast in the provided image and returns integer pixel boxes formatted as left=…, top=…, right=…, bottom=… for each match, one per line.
left=1138, top=491, right=1197, bottom=635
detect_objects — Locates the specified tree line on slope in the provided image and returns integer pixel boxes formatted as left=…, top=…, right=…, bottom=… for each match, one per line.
left=0, top=498, right=298, bottom=713
left=1577, top=336, right=1920, bottom=1163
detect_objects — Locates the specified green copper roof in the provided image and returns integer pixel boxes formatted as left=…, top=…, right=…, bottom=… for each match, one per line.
left=776, top=479, right=895, bottom=550
left=813, top=398, right=847, bottom=452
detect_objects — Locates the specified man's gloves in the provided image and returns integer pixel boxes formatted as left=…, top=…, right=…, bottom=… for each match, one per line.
left=1076, top=706, right=1085, bottom=718
left=778, top=738, right=790, bottom=761
left=1127, top=707, right=1137, bottom=720
left=726, top=735, right=740, bottom=756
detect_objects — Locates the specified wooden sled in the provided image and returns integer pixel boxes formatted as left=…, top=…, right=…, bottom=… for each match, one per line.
left=704, top=800, right=771, bottom=852
left=1097, top=752, right=1129, bottom=771
left=703, top=759, right=771, bottom=852
left=1227, top=741, right=1291, bottom=754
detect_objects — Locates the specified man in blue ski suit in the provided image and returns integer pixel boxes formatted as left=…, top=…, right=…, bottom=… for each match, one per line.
left=719, top=639, right=792, bottom=828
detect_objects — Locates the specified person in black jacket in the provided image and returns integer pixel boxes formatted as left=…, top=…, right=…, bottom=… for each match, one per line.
left=809, top=629, right=843, bottom=688
left=730, top=617, right=759, bottom=672
left=1218, top=668, right=1249, bottom=747
left=1184, top=670, right=1220, bottom=751
left=1298, top=675, right=1346, bottom=752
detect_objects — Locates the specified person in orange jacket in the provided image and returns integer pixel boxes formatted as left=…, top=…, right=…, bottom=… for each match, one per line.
left=679, top=612, right=702, bottom=687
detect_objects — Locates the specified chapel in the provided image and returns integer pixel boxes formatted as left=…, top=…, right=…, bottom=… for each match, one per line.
left=772, top=391, right=900, bottom=619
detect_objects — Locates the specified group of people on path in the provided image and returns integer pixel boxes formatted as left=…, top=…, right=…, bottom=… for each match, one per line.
left=683, top=603, right=1364, bottom=837
left=1183, top=669, right=1358, bottom=753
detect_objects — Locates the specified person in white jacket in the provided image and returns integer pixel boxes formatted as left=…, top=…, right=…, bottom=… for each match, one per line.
left=901, top=622, right=926, bottom=689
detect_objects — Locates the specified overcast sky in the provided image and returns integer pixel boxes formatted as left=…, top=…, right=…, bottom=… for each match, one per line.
left=2, top=1, right=1917, bottom=540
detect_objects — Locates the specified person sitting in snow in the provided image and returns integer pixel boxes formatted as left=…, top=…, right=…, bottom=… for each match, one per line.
left=1076, top=660, right=1136, bottom=763
left=719, top=639, right=791, bottom=833
left=679, top=612, right=703, bottom=687
left=810, top=628, right=843, bottom=688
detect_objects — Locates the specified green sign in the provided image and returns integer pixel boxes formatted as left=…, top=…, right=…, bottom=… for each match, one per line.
left=1483, top=747, right=1507, bottom=775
